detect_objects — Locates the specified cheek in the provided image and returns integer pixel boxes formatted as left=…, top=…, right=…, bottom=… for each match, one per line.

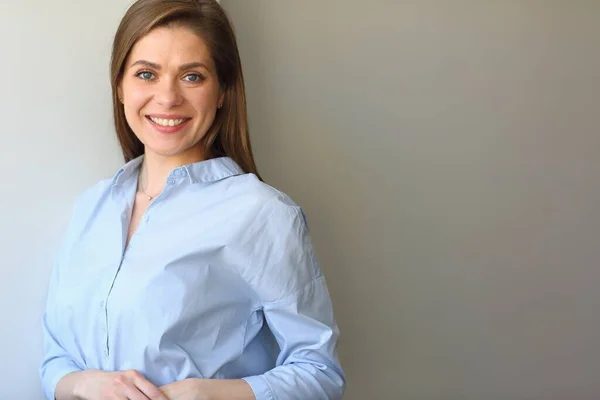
left=122, top=78, right=150, bottom=107
left=127, top=86, right=152, bottom=111
left=189, top=97, right=214, bottom=113
left=123, top=89, right=152, bottom=128
left=189, top=85, right=220, bottom=111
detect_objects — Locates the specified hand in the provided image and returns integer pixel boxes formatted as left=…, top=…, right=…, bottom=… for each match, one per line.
left=70, top=369, right=168, bottom=400
left=159, top=379, right=206, bottom=400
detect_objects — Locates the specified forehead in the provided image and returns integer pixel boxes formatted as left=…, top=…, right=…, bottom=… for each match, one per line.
left=127, top=26, right=214, bottom=68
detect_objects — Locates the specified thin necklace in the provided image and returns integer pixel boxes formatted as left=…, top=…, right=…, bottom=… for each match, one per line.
left=140, top=185, right=154, bottom=201
left=138, top=167, right=157, bottom=201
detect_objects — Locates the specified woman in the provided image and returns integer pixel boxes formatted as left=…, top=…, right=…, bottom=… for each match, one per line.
left=39, top=0, right=345, bottom=399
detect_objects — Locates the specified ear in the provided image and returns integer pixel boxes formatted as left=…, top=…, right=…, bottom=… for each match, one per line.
left=218, top=91, right=225, bottom=108
left=117, top=85, right=124, bottom=103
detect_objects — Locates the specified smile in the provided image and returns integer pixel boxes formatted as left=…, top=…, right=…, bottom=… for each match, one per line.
left=146, top=115, right=192, bottom=134
left=148, top=116, right=190, bottom=127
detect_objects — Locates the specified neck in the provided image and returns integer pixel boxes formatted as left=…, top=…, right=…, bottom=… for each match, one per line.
left=139, top=147, right=205, bottom=196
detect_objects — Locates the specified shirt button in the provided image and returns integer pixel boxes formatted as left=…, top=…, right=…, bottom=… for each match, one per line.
left=167, top=178, right=176, bottom=185
left=99, top=301, right=105, bottom=308
left=143, top=215, right=149, bottom=222
left=173, top=169, right=183, bottom=177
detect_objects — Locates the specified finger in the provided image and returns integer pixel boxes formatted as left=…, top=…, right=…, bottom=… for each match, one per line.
left=108, top=387, right=128, bottom=400
left=114, top=373, right=152, bottom=400
left=112, top=375, right=140, bottom=400
left=132, top=374, right=168, bottom=400
left=123, top=385, right=153, bottom=400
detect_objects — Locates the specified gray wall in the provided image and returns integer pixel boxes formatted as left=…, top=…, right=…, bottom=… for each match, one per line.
left=0, top=1, right=130, bottom=398
left=221, top=1, right=600, bottom=399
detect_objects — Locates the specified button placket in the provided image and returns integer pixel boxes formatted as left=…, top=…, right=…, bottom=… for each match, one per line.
left=102, top=258, right=123, bottom=365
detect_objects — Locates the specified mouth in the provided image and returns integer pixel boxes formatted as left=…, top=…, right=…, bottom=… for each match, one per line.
left=146, top=115, right=191, bottom=127
left=146, top=115, right=192, bottom=133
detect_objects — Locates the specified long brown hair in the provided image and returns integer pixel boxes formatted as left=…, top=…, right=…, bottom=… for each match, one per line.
left=110, top=0, right=261, bottom=179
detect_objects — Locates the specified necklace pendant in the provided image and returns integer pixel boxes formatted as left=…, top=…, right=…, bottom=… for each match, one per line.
left=146, top=195, right=153, bottom=201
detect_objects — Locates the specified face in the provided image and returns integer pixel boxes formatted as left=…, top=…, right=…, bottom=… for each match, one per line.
left=118, top=26, right=224, bottom=162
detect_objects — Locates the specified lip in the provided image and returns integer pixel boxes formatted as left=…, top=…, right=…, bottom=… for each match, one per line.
left=146, top=115, right=191, bottom=134
left=147, top=113, right=190, bottom=119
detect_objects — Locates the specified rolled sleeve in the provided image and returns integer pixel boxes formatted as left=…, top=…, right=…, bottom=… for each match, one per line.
left=247, top=277, right=346, bottom=400
left=40, top=350, right=81, bottom=400
left=240, top=200, right=345, bottom=399
left=242, top=374, right=275, bottom=400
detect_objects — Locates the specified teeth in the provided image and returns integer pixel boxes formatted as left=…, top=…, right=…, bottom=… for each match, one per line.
left=149, top=117, right=187, bottom=127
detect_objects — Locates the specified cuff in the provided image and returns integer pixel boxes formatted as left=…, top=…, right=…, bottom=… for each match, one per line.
left=242, top=375, right=275, bottom=400
left=42, top=361, right=81, bottom=400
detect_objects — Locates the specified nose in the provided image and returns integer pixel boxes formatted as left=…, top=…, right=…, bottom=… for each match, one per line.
left=153, top=79, right=183, bottom=108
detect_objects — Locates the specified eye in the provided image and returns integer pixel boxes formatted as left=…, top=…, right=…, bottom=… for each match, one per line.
left=184, top=73, right=205, bottom=83
left=136, top=71, right=155, bottom=81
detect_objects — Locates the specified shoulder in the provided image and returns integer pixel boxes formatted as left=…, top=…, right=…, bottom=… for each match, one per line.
left=54, top=177, right=114, bottom=258
left=227, top=173, right=306, bottom=221
left=61, top=177, right=115, bottom=238
left=71, top=177, right=114, bottom=216
left=230, top=175, right=320, bottom=301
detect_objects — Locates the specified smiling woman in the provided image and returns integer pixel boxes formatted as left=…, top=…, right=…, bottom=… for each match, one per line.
left=118, top=27, right=222, bottom=163
left=38, top=1, right=345, bottom=400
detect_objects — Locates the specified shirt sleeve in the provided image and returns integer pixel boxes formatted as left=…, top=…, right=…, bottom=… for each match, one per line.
left=39, top=262, right=84, bottom=399
left=241, top=199, right=346, bottom=400
left=39, top=205, right=85, bottom=400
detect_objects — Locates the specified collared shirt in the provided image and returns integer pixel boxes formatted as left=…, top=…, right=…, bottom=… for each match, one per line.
left=39, top=156, right=345, bottom=400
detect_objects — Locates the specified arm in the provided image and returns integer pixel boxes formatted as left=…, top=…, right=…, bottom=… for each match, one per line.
left=241, top=201, right=345, bottom=399
left=160, top=378, right=255, bottom=400
left=163, top=200, right=345, bottom=400
left=161, top=277, right=344, bottom=400
left=39, top=259, right=84, bottom=400
left=242, top=276, right=345, bottom=400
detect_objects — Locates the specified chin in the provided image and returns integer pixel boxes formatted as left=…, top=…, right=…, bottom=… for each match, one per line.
left=146, top=148, right=187, bottom=158
left=144, top=142, right=204, bottom=160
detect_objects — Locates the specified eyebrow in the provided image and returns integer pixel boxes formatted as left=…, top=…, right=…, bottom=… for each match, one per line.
left=130, top=60, right=210, bottom=72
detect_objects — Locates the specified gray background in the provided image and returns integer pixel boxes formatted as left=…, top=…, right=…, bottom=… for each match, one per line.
left=0, top=1, right=128, bottom=398
left=222, top=1, right=600, bottom=399
left=1, top=1, right=598, bottom=399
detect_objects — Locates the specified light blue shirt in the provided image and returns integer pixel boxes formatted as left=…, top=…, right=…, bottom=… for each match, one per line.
left=40, top=156, right=345, bottom=400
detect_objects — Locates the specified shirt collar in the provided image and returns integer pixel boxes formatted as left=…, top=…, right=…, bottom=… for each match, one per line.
left=183, top=156, right=246, bottom=184
left=111, top=155, right=246, bottom=187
